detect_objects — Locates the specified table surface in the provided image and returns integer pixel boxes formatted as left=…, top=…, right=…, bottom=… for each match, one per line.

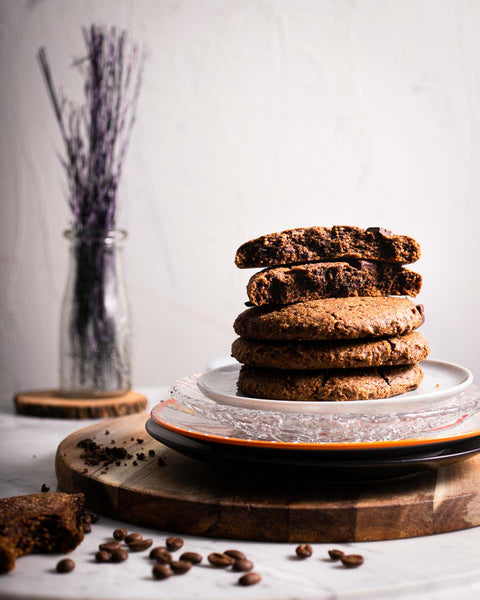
left=1, top=386, right=480, bottom=600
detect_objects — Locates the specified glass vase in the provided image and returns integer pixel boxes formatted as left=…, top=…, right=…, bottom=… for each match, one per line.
left=59, top=229, right=131, bottom=398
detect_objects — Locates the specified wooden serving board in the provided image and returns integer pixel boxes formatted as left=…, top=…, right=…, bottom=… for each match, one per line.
left=56, top=413, right=480, bottom=542
left=15, top=389, right=147, bottom=419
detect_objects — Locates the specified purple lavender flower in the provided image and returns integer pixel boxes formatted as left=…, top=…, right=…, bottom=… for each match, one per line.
left=38, top=26, right=144, bottom=393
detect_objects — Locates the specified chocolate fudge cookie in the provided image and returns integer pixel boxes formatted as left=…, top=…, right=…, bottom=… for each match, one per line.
left=237, top=363, right=423, bottom=401
left=247, top=260, right=422, bottom=306
left=234, top=297, right=425, bottom=341
left=0, top=492, right=84, bottom=573
left=235, top=226, right=421, bottom=268
left=232, top=331, right=429, bottom=370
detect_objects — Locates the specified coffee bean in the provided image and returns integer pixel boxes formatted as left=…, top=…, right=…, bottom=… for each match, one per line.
left=113, top=528, right=127, bottom=540
left=341, top=554, right=364, bottom=568
left=110, top=548, right=128, bottom=563
left=124, top=533, right=143, bottom=544
left=224, top=549, right=246, bottom=561
left=128, top=538, right=153, bottom=552
left=238, top=572, right=261, bottom=586
left=232, top=559, right=253, bottom=572
left=82, top=523, right=92, bottom=534
left=328, top=549, right=344, bottom=561
left=88, top=513, right=100, bottom=523
left=295, top=543, right=312, bottom=558
left=166, top=536, right=184, bottom=551
left=56, top=558, right=75, bottom=573
left=170, top=560, right=192, bottom=574
left=99, top=541, right=121, bottom=552
left=95, top=550, right=111, bottom=563
left=125, top=532, right=142, bottom=544
left=208, top=552, right=235, bottom=567
left=149, top=547, right=172, bottom=563
left=180, top=551, right=202, bottom=564
left=152, top=564, right=173, bottom=580
left=81, top=514, right=92, bottom=525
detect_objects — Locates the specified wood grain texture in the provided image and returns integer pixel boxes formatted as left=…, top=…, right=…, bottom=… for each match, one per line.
left=14, top=390, right=147, bottom=419
left=55, top=413, right=480, bottom=542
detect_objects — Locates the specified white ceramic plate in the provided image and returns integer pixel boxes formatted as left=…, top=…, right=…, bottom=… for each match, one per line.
left=196, top=360, right=473, bottom=415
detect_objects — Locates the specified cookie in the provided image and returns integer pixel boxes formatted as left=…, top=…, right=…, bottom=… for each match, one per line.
left=235, top=225, right=421, bottom=268
left=234, top=297, right=425, bottom=341
left=247, top=260, right=422, bottom=306
left=0, top=492, right=85, bottom=573
left=232, top=331, right=429, bottom=370
left=237, top=363, right=423, bottom=401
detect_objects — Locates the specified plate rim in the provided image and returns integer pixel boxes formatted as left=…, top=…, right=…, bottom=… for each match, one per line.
left=151, top=398, right=480, bottom=451
left=145, top=418, right=480, bottom=466
left=196, top=359, right=473, bottom=412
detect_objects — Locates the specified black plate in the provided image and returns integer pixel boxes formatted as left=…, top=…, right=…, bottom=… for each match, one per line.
left=146, top=418, right=480, bottom=481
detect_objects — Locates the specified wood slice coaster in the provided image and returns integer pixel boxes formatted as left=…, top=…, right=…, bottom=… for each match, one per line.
left=14, top=390, right=147, bottom=419
left=55, top=413, right=480, bottom=542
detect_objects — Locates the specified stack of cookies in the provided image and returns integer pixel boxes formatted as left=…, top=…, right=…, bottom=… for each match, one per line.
left=231, top=226, right=429, bottom=401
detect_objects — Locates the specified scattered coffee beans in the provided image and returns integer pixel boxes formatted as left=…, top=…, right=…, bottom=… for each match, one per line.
left=110, top=548, right=128, bottom=563
left=328, top=549, right=345, bottom=561
left=232, top=559, right=253, bottom=572
left=180, top=552, right=202, bottom=564
left=128, top=538, right=153, bottom=552
left=82, top=523, right=92, bottom=534
left=150, top=547, right=172, bottom=563
left=153, top=564, right=173, bottom=580
left=296, top=543, right=313, bottom=558
left=341, top=554, right=364, bottom=568
left=56, top=558, right=75, bottom=573
left=95, top=550, right=111, bottom=563
left=170, top=560, right=192, bottom=574
left=125, top=532, right=142, bottom=544
left=88, top=513, right=100, bottom=523
left=113, top=528, right=127, bottom=540
left=208, top=552, right=235, bottom=567
left=238, top=572, right=261, bottom=586
left=166, top=536, right=184, bottom=551
left=224, top=549, right=246, bottom=561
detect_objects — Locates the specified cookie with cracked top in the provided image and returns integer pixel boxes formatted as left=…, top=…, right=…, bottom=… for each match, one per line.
left=237, top=364, right=423, bottom=401
left=247, top=260, right=422, bottom=306
left=235, top=225, right=421, bottom=268
left=232, top=331, right=429, bottom=370
left=234, top=297, right=425, bottom=341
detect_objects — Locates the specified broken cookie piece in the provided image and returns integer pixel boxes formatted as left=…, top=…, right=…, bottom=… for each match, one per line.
left=0, top=492, right=84, bottom=573
left=246, top=260, right=422, bottom=306
left=235, top=225, right=421, bottom=268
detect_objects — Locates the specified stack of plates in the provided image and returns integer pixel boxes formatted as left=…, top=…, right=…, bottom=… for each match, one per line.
left=146, top=360, right=480, bottom=479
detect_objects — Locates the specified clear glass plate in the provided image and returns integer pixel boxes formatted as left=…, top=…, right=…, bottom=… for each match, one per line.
left=169, top=362, right=480, bottom=444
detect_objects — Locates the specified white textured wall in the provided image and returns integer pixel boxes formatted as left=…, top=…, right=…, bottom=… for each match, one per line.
left=1, top=0, right=480, bottom=405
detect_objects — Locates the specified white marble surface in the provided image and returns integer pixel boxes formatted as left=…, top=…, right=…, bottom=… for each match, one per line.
left=1, top=386, right=480, bottom=600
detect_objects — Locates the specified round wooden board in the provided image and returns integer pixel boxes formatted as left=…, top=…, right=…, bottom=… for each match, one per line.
left=15, top=389, right=147, bottom=419
left=56, top=413, right=480, bottom=542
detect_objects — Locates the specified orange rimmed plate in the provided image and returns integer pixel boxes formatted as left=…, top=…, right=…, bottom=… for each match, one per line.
left=150, top=398, right=480, bottom=453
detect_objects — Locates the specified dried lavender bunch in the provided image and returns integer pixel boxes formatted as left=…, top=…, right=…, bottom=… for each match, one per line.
left=37, top=26, right=144, bottom=395
left=38, top=25, right=144, bottom=229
